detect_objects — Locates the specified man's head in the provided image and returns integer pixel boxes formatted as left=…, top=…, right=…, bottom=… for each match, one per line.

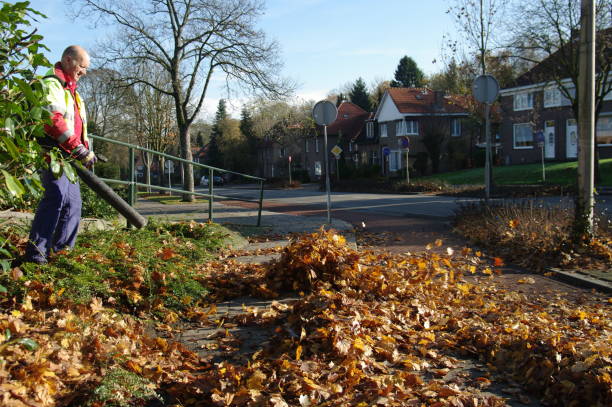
left=60, top=45, right=90, bottom=82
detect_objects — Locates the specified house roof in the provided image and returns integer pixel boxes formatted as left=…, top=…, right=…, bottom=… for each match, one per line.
left=508, top=27, right=611, bottom=89
left=319, top=101, right=373, bottom=141
left=386, top=87, right=469, bottom=114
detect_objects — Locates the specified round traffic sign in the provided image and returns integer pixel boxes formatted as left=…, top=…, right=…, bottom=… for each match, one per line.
left=472, top=75, right=499, bottom=104
left=398, top=136, right=409, bottom=149
left=382, top=147, right=391, bottom=156
left=312, top=100, right=338, bottom=126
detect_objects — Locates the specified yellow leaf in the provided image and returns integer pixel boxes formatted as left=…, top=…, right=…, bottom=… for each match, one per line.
left=247, top=369, right=266, bottom=391
left=295, top=345, right=303, bottom=361
left=353, top=337, right=365, bottom=351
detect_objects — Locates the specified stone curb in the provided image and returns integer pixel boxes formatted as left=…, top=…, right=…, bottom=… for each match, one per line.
left=548, top=268, right=612, bottom=294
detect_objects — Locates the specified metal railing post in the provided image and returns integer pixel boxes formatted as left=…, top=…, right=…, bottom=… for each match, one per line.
left=257, top=179, right=264, bottom=227
left=208, top=168, right=213, bottom=222
left=127, top=146, right=136, bottom=228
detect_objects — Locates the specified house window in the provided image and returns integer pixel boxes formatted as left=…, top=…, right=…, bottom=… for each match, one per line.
left=361, top=151, right=368, bottom=165
left=352, top=154, right=359, bottom=164
left=380, top=123, right=388, bottom=138
left=396, top=120, right=407, bottom=136
left=349, top=141, right=353, bottom=152
left=513, top=123, right=533, bottom=149
left=314, top=161, right=322, bottom=176
left=305, top=140, right=309, bottom=153
left=315, top=137, right=319, bottom=152
left=513, top=92, right=533, bottom=111
left=597, top=116, right=612, bottom=146
left=451, top=119, right=461, bottom=137
left=544, top=88, right=562, bottom=108
left=279, top=147, right=285, bottom=157
left=371, top=151, right=378, bottom=165
left=406, top=120, right=418, bottom=135
left=366, top=122, right=374, bottom=138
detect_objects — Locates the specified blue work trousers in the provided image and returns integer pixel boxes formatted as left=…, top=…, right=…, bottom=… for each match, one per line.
left=26, top=170, right=82, bottom=262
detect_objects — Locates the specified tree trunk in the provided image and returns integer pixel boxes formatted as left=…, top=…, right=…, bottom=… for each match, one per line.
left=179, top=124, right=195, bottom=202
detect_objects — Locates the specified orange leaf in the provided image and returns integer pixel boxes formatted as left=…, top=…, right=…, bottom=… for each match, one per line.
left=493, top=257, right=504, bottom=267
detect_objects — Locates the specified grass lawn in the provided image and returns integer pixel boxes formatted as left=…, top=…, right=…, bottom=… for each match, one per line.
left=416, top=158, right=612, bottom=186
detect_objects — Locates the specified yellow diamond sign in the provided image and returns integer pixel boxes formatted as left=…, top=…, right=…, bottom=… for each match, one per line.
left=331, top=145, right=342, bottom=157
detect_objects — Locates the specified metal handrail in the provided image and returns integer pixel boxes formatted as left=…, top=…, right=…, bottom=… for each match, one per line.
left=89, top=134, right=266, bottom=226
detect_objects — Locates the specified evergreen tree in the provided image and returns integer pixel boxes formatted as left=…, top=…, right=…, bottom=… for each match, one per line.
left=240, top=107, right=258, bottom=171
left=391, top=56, right=425, bottom=88
left=207, top=99, right=226, bottom=168
left=348, top=78, right=372, bottom=112
left=336, top=92, right=346, bottom=107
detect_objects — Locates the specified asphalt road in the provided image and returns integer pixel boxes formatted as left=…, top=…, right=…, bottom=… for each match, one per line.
left=204, top=183, right=612, bottom=220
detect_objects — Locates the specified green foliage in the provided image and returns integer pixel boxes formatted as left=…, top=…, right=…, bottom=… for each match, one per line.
left=0, top=1, right=52, bottom=205
left=391, top=56, right=425, bottom=88
left=87, top=368, right=161, bottom=407
left=206, top=99, right=226, bottom=168
left=80, top=181, right=127, bottom=219
left=348, top=77, right=372, bottom=112
left=3, top=221, right=235, bottom=314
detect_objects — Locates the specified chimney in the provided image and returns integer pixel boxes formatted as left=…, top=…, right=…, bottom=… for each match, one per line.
left=434, top=90, right=444, bottom=110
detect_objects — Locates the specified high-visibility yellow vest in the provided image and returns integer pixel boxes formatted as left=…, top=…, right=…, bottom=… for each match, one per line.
left=42, top=68, right=88, bottom=148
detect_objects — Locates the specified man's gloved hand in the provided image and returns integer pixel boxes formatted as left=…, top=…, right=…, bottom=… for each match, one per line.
left=71, top=144, right=97, bottom=168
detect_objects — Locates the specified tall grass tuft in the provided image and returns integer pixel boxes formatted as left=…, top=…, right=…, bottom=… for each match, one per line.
left=454, top=201, right=612, bottom=271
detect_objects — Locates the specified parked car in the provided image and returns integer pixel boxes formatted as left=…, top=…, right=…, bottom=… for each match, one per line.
left=199, top=175, right=224, bottom=186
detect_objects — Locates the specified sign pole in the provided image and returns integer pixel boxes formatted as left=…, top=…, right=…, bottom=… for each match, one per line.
left=312, top=100, right=338, bottom=227
left=324, top=125, right=331, bottom=225
left=485, top=103, right=491, bottom=200
left=406, top=148, right=410, bottom=184
left=541, top=144, right=546, bottom=182
left=288, top=156, right=292, bottom=184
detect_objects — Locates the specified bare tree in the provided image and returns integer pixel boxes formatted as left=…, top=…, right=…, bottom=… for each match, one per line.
left=123, top=66, right=177, bottom=191
left=447, top=0, right=509, bottom=75
left=73, top=0, right=292, bottom=201
left=507, top=0, right=611, bottom=129
left=78, top=68, right=128, bottom=151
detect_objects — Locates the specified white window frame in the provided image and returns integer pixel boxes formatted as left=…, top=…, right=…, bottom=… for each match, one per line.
left=543, top=87, right=562, bottom=108
left=366, top=122, right=374, bottom=138
left=513, top=123, right=534, bottom=149
left=380, top=123, right=388, bottom=138
left=315, top=137, right=319, bottom=153
left=513, top=92, right=533, bottom=111
left=451, top=119, right=461, bottom=137
left=405, top=120, right=418, bottom=135
left=352, top=154, right=359, bottom=164
left=396, top=120, right=407, bottom=136
left=371, top=150, right=378, bottom=165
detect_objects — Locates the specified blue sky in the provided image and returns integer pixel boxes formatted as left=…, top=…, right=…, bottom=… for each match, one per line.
left=27, top=0, right=455, bottom=118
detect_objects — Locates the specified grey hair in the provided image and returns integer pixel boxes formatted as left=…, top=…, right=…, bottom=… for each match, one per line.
left=62, top=45, right=85, bottom=60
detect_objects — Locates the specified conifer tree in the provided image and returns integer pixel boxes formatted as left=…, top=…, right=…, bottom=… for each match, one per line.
left=348, top=78, right=372, bottom=112
left=391, top=56, right=425, bottom=88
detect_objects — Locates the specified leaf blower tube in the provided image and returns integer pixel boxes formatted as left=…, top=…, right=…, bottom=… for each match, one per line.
left=72, top=157, right=147, bottom=229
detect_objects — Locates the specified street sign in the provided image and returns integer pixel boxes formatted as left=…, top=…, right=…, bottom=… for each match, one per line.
left=312, top=101, right=338, bottom=126
left=398, top=136, right=409, bottom=149
left=382, top=147, right=391, bottom=156
left=331, top=145, right=342, bottom=157
left=534, top=130, right=545, bottom=143
left=472, top=75, right=500, bottom=104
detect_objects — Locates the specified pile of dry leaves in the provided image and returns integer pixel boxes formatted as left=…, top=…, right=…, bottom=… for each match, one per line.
left=1, top=229, right=610, bottom=406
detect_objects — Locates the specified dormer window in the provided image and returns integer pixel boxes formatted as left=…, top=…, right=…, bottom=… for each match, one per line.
left=514, top=92, right=533, bottom=111
left=366, top=122, right=374, bottom=138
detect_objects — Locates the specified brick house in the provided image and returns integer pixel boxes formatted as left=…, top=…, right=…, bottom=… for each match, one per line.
left=498, top=30, right=612, bottom=165
left=374, top=88, right=471, bottom=174
left=303, top=101, right=374, bottom=179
